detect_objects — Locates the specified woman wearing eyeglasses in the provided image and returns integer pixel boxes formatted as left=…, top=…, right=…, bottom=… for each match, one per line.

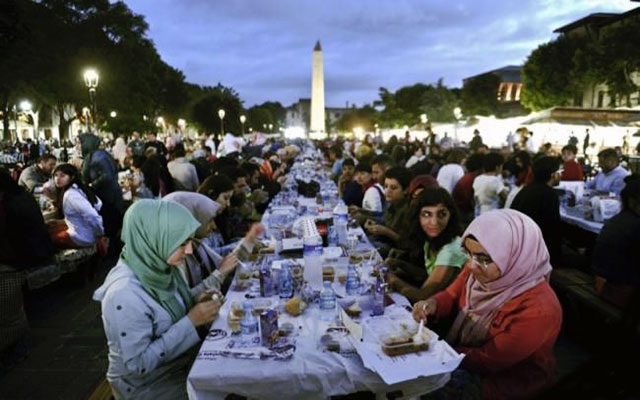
left=386, top=187, right=468, bottom=304
left=413, top=209, right=562, bottom=400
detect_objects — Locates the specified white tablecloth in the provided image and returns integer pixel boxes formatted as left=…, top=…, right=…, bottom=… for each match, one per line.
left=187, top=193, right=457, bottom=399
left=560, top=209, right=603, bottom=234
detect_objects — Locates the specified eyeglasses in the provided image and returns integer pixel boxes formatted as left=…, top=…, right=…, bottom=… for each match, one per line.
left=462, top=248, right=493, bottom=269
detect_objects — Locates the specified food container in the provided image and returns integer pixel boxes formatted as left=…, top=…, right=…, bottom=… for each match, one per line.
left=227, top=301, right=244, bottom=332
left=365, top=315, right=432, bottom=357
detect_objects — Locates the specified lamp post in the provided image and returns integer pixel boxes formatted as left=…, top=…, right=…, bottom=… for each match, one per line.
left=83, top=69, right=99, bottom=131
left=268, top=123, right=273, bottom=133
left=110, top=111, right=117, bottom=118
left=453, top=107, right=462, bottom=143
left=239, top=115, right=246, bottom=135
left=218, top=109, right=225, bottom=138
left=82, top=107, right=91, bottom=133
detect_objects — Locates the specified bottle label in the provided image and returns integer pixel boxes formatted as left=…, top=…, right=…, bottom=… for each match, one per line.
left=303, top=244, right=323, bottom=257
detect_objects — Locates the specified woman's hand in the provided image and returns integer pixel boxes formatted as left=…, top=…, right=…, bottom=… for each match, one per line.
left=245, top=223, right=265, bottom=243
left=188, top=298, right=222, bottom=327
left=366, top=223, right=389, bottom=237
left=219, top=254, right=238, bottom=276
left=412, top=298, right=437, bottom=323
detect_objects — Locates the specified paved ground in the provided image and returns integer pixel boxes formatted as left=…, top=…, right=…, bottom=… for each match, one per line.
left=0, top=253, right=115, bottom=400
left=0, top=250, right=595, bottom=400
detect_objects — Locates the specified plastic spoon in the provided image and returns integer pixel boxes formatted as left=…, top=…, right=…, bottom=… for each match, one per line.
left=413, top=319, right=426, bottom=344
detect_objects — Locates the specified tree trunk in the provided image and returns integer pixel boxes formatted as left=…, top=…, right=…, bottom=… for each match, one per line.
left=2, top=105, right=10, bottom=141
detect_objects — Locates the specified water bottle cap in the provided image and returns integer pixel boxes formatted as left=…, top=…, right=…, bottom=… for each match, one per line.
left=323, top=281, right=332, bottom=288
left=243, top=301, right=253, bottom=309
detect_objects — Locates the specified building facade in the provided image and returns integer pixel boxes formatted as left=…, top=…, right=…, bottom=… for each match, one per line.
left=462, top=65, right=525, bottom=116
left=554, top=7, right=640, bottom=108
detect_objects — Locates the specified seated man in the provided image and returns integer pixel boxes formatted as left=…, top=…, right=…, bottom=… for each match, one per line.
left=350, top=162, right=385, bottom=224
left=365, top=167, right=412, bottom=254
left=591, top=175, right=640, bottom=307
left=586, top=148, right=630, bottom=195
left=18, top=153, right=56, bottom=192
left=511, top=157, right=563, bottom=267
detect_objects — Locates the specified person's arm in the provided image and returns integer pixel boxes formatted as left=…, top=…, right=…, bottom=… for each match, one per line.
left=610, top=174, right=628, bottom=195
left=104, top=289, right=201, bottom=375
left=392, top=266, right=459, bottom=303
left=432, top=266, right=470, bottom=318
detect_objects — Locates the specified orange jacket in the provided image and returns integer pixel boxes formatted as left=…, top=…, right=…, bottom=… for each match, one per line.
left=434, top=267, right=562, bottom=400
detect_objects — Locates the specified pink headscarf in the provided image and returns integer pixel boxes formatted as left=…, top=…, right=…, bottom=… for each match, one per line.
left=446, top=209, right=552, bottom=346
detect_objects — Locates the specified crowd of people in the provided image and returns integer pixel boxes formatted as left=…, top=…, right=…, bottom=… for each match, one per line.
left=1, top=126, right=639, bottom=399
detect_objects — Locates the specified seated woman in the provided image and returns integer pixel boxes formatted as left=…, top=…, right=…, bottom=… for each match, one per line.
left=47, top=163, right=104, bottom=249
left=592, top=174, right=640, bottom=308
left=93, top=200, right=221, bottom=400
left=197, top=174, right=236, bottom=247
left=413, top=209, right=562, bottom=400
left=163, top=191, right=264, bottom=294
left=387, top=187, right=467, bottom=304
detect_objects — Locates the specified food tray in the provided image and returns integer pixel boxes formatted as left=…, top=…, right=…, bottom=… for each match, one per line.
left=364, top=314, right=435, bottom=357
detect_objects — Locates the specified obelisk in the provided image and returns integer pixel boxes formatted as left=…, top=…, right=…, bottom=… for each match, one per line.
left=310, top=40, right=325, bottom=133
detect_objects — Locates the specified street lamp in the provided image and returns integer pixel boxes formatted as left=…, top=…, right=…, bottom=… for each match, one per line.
left=453, top=107, right=463, bottom=143
left=19, top=100, right=32, bottom=112
left=110, top=111, right=117, bottom=118
left=218, top=109, right=225, bottom=137
left=83, top=69, right=99, bottom=130
left=268, top=123, right=273, bottom=133
left=239, top=115, right=246, bottom=135
left=420, top=113, right=428, bottom=125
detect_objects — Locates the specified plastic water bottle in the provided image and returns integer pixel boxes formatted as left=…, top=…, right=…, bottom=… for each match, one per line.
left=303, top=234, right=323, bottom=287
left=240, top=301, right=258, bottom=339
left=319, top=281, right=336, bottom=320
left=327, top=226, right=338, bottom=247
left=345, top=264, right=360, bottom=296
left=279, top=262, right=294, bottom=299
left=333, top=202, right=349, bottom=247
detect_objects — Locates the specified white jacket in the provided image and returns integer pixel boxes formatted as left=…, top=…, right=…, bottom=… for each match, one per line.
left=63, top=185, right=104, bottom=246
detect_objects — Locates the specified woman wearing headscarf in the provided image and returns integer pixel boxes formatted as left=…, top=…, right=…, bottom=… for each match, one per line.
left=93, top=200, right=221, bottom=400
left=163, top=192, right=264, bottom=295
left=413, top=209, right=562, bottom=400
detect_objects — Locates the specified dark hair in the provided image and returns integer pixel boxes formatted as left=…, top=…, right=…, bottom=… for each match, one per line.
left=390, top=145, right=407, bottom=166
left=171, top=143, right=186, bottom=159
left=52, top=163, right=98, bottom=218
left=598, top=148, right=618, bottom=161
left=621, top=174, right=640, bottom=211
left=198, top=174, right=234, bottom=201
left=219, top=166, right=246, bottom=183
left=383, top=166, right=412, bottom=190
left=38, top=154, right=56, bottom=164
left=483, top=152, right=504, bottom=172
left=445, top=149, right=466, bottom=165
left=141, top=157, right=162, bottom=196
left=204, top=146, right=212, bottom=153
left=240, top=162, right=260, bottom=178
left=465, top=153, right=484, bottom=173
left=329, top=144, right=343, bottom=158
left=213, top=156, right=239, bottom=172
left=371, top=154, right=393, bottom=170
left=342, top=158, right=355, bottom=167
left=0, top=167, right=21, bottom=196
left=355, top=162, right=372, bottom=173
left=131, top=155, right=146, bottom=169
left=532, top=156, right=561, bottom=183
left=407, top=187, right=461, bottom=252
left=562, top=144, right=578, bottom=154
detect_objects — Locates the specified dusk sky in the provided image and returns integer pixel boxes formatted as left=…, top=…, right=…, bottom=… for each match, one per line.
left=124, top=0, right=637, bottom=108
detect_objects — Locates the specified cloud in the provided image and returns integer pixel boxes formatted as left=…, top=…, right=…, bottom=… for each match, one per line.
left=123, top=0, right=637, bottom=107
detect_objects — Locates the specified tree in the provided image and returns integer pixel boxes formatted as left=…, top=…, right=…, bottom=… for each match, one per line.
left=460, top=73, right=501, bottom=116
left=598, top=19, right=640, bottom=106
left=190, top=84, right=243, bottom=138
left=521, top=35, right=587, bottom=111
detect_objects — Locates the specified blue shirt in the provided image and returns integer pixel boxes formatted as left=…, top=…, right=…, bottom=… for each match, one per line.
left=585, top=165, right=630, bottom=195
left=331, top=158, right=344, bottom=177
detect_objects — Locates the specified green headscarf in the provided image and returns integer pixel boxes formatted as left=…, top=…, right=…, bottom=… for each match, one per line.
left=120, top=199, right=200, bottom=322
